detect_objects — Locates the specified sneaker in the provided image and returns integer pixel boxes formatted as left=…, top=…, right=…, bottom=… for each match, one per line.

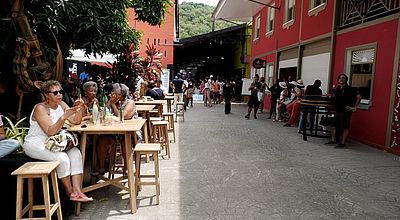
left=254, top=116, right=257, bottom=119
left=267, top=116, right=272, bottom=119
left=245, top=115, right=250, bottom=119
left=283, top=123, right=291, bottom=127
left=335, top=143, right=346, bottom=148
left=325, top=140, right=337, bottom=145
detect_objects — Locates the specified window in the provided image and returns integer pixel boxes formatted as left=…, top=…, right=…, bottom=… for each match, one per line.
left=308, top=0, right=327, bottom=16
left=310, top=0, right=326, bottom=9
left=266, top=5, right=275, bottom=35
left=284, top=0, right=295, bottom=23
left=254, top=16, right=261, bottom=41
left=348, top=48, right=375, bottom=107
left=266, top=63, right=274, bottom=87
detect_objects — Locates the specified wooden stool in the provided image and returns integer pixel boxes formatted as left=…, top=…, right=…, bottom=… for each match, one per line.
left=134, top=143, right=161, bottom=204
left=175, top=102, right=185, bottom=122
left=151, top=120, right=171, bottom=158
left=162, top=112, right=176, bottom=143
left=149, top=109, right=161, bottom=117
left=12, top=161, right=62, bottom=220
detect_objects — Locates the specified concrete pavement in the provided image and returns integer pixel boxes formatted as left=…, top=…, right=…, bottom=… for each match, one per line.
left=66, top=103, right=400, bottom=219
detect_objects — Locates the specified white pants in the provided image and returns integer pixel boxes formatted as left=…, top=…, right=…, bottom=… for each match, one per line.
left=174, top=93, right=183, bottom=111
left=24, top=141, right=83, bottom=179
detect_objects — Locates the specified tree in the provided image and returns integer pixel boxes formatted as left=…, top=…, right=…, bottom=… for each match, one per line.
left=0, top=0, right=171, bottom=116
left=179, top=2, right=242, bottom=39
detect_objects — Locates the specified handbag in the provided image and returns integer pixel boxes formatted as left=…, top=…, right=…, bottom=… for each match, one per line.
left=257, top=91, right=264, bottom=102
left=45, top=129, right=78, bottom=152
left=320, top=114, right=335, bottom=126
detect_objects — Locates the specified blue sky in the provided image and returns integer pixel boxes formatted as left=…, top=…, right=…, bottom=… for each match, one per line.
left=180, top=0, right=219, bottom=7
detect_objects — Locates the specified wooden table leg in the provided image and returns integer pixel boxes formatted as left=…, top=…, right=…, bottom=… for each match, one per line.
left=75, top=132, right=87, bottom=216
left=125, top=131, right=137, bottom=213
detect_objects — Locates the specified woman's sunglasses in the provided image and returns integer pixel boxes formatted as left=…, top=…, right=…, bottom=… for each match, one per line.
left=48, top=90, right=64, bottom=95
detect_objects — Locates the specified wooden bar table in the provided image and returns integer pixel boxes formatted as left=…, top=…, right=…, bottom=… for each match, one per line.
left=135, top=100, right=166, bottom=116
left=69, top=119, right=147, bottom=215
left=300, top=95, right=335, bottom=141
left=163, top=96, right=174, bottom=113
left=136, top=104, right=156, bottom=141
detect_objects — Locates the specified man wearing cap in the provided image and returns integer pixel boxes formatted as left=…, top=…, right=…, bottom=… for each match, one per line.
left=284, top=79, right=305, bottom=127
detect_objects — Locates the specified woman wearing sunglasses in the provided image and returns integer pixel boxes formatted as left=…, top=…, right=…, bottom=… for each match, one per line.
left=24, top=80, right=93, bottom=202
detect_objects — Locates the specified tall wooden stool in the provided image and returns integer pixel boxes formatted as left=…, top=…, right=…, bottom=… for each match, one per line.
left=151, top=120, right=171, bottom=158
left=162, top=112, right=176, bottom=143
left=134, top=143, right=161, bottom=204
left=175, top=102, right=185, bottom=122
left=12, top=161, right=62, bottom=220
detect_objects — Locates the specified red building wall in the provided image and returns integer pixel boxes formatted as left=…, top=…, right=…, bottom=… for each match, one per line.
left=127, top=3, right=175, bottom=67
left=277, top=0, right=301, bottom=48
left=300, top=0, right=333, bottom=40
left=251, top=7, right=277, bottom=57
left=333, top=19, right=399, bottom=147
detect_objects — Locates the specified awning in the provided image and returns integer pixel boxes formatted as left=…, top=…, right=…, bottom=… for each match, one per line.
left=67, top=49, right=116, bottom=64
left=212, top=0, right=273, bottom=22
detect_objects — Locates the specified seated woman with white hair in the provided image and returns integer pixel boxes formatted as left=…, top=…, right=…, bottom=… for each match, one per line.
left=95, top=83, right=137, bottom=175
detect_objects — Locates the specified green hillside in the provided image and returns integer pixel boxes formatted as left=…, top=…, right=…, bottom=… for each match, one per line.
left=179, top=2, right=242, bottom=38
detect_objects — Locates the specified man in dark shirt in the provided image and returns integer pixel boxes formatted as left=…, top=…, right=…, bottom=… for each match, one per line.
left=245, top=74, right=262, bottom=119
left=299, top=80, right=323, bottom=132
left=326, top=74, right=361, bottom=148
left=172, top=74, right=185, bottom=111
left=267, top=80, right=281, bottom=119
left=223, top=79, right=234, bottom=114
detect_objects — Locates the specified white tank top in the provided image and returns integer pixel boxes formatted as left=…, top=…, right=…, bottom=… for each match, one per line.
left=25, top=104, right=64, bottom=144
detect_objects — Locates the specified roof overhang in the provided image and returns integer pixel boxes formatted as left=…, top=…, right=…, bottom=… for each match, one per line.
left=67, top=49, right=116, bottom=64
left=212, top=0, right=273, bottom=22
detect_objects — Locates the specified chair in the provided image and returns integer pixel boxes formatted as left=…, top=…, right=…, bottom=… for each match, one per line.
left=134, top=143, right=161, bottom=204
left=151, top=120, right=171, bottom=158
left=175, top=102, right=185, bottom=122
left=12, top=161, right=62, bottom=220
left=162, top=112, right=176, bottom=143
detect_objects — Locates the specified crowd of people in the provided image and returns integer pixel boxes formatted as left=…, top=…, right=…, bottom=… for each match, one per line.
left=245, top=73, right=361, bottom=148
left=0, top=68, right=361, bottom=205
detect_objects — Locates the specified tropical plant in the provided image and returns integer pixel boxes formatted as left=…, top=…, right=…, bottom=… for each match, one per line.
left=3, top=116, right=28, bottom=154
left=135, top=44, right=162, bottom=82
left=108, top=43, right=162, bottom=96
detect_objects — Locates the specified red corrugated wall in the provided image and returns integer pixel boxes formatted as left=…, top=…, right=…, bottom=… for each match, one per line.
left=127, top=3, right=175, bottom=67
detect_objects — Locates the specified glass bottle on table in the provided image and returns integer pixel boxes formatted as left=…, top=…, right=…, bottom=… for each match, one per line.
left=118, top=101, right=124, bottom=123
left=92, top=100, right=99, bottom=124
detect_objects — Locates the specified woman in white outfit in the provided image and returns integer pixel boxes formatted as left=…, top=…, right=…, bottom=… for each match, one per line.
left=24, top=80, right=93, bottom=202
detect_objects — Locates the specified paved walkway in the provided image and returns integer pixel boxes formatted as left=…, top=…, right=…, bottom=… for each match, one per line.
left=66, top=103, right=400, bottom=219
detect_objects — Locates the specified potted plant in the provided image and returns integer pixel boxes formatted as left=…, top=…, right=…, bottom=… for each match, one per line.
left=3, top=116, right=28, bottom=154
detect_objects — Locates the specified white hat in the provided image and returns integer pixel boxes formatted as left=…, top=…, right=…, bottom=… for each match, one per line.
left=289, top=81, right=297, bottom=86
left=279, top=82, right=287, bottom=89
left=296, top=79, right=305, bottom=87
